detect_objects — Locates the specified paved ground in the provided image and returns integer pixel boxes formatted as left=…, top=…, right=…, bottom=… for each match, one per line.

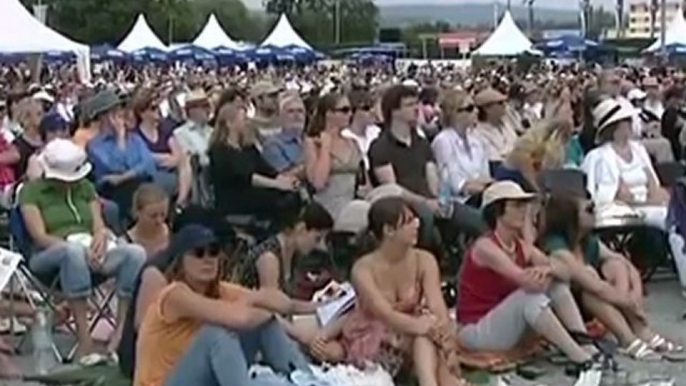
left=1, top=278, right=685, bottom=385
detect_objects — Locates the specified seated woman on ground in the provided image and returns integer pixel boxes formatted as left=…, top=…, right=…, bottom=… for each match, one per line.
left=118, top=205, right=237, bottom=379
left=457, top=181, right=604, bottom=379
left=125, top=184, right=170, bottom=258
left=541, top=194, right=683, bottom=360
left=236, top=203, right=336, bottom=347
left=20, top=139, right=146, bottom=358
left=340, top=196, right=471, bottom=386
left=134, top=224, right=311, bottom=386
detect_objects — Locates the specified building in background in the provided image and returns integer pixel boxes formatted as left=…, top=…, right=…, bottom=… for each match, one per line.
left=627, top=0, right=684, bottom=38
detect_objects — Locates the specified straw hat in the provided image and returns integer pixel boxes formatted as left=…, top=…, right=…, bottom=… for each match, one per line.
left=474, top=88, right=507, bottom=107
left=481, top=181, right=536, bottom=209
left=185, top=89, right=210, bottom=109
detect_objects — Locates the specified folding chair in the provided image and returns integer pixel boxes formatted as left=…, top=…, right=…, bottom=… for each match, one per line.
left=538, top=168, right=587, bottom=197
left=7, top=206, right=117, bottom=362
left=655, top=162, right=686, bottom=188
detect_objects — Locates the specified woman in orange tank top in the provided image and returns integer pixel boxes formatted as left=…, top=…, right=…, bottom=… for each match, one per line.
left=134, top=224, right=311, bottom=386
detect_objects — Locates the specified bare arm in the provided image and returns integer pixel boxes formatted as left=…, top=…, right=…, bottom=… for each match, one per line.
left=134, top=268, right=168, bottom=329
left=373, top=164, right=433, bottom=205
left=472, top=238, right=548, bottom=293
left=551, top=250, right=631, bottom=307
left=304, top=136, right=332, bottom=191
left=527, top=244, right=569, bottom=282
left=351, top=259, right=430, bottom=336
left=169, top=137, right=192, bottom=205
left=418, top=250, right=449, bottom=321
left=89, top=200, right=108, bottom=236
left=256, top=252, right=317, bottom=314
left=20, top=205, right=64, bottom=249
left=163, top=284, right=272, bottom=331
left=425, top=162, right=439, bottom=198
left=0, top=145, right=20, bottom=166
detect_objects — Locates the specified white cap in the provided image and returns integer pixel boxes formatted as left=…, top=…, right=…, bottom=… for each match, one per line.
left=627, top=88, right=647, bottom=101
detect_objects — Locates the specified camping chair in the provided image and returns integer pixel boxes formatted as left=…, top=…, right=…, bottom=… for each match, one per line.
left=7, top=206, right=117, bottom=362
left=538, top=168, right=587, bottom=197
left=655, top=162, right=686, bottom=188
left=189, top=155, right=214, bottom=208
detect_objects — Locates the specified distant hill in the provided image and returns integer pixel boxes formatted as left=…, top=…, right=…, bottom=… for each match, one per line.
left=379, top=3, right=579, bottom=28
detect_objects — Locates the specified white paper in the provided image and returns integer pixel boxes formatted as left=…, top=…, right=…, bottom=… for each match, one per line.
left=0, top=248, right=22, bottom=293
left=316, top=282, right=356, bottom=327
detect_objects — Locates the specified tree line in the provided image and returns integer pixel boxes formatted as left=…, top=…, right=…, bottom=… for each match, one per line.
left=20, top=0, right=613, bottom=53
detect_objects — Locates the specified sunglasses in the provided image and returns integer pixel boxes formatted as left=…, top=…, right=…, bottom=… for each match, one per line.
left=584, top=202, right=595, bottom=214
left=191, top=243, right=221, bottom=259
left=458, top=104, right=475, bottom=113
left=356, top=105, right=373, bottom=112
left=334, top=106, right=352, bottom=114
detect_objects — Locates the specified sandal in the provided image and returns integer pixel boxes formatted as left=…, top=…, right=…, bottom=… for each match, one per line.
left=647, top=335, right=686, bottom=362
left=619, top=339, right=662, bottom=362
left=647, top=335, right=684, bottom=353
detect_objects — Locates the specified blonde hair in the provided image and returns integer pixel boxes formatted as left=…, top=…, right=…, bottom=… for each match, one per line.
left=211, top=104, right=255, bottom=148
left=439, top=89, right=471, bottom=128
left=14, top=98, right=42, bottom=131
left=133, top=183, right=169, bottom=212
left=508, top=118, right=571, bottom=172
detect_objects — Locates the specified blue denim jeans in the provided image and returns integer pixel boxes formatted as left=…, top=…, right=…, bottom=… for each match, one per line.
left=164, top=318, right=310, bottom=386
left=152, top=169, right=179, bottom=198
left=29, top=242, right=146, bottom=299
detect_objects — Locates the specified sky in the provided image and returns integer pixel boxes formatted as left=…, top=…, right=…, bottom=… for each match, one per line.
left=241, top=0, right=618, bottom=11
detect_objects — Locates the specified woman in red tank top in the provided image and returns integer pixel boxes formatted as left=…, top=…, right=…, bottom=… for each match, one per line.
left=456, top=181, right=604, bottom=378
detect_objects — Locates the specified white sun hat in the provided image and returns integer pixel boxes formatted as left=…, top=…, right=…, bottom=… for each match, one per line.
left=592, top=98, right=635, bottom=137
left=40, top=139, right=92, bottom=182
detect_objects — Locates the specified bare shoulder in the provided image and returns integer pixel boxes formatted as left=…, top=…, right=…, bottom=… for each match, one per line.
left=413, top=248, right=436, bottom=265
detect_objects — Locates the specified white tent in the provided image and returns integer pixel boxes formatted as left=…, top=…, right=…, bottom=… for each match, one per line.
left=260, top=14, right=313, bottom=50
left=473, top=10, right=534, bottom=56
left=0, top=0, right=90, bottom=80
left=193, top=14, right=241, bottom=50
left=118, top=14, right=167, bottom=52
left=645, top=6, right=686, bottom=52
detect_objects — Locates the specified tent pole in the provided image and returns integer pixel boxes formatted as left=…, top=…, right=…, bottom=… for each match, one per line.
left=660, top=0, right=666, bottom=62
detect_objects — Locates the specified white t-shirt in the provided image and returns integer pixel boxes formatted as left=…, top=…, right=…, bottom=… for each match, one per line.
left=341, top=125, right=381, bottom=170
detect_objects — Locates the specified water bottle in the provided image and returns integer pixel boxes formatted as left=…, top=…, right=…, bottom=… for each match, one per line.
left=32, top=305, right=57, bottom=375
left=438, top=165, right=453, bottom=218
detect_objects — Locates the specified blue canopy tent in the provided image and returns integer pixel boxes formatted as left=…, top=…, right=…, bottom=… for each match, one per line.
left=130, top=47, right=168, bottom=64
left=245, top=46, right=296, bottom=65
left=535, top=35, right=605, bottom=60
left=169, top=45, right=217, bottom=63
left=213, top=46, right=249, bottom=66
left=91, top=44, right=128, bottom=62
left=283, top=45, right=324, bottom=63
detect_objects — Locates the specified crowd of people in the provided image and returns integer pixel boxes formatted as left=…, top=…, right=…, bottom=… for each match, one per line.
left=0, top=61, right=686, bottom=385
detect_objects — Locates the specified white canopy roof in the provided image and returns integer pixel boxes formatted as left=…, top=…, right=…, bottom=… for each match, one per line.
left=474, top=11, right=534, bottom=56
left=260, top=14, right=313, bottom=50
left=646, top=6, right=686, bottom=52
left=193, top=14, right=241, bottom=50
left=118, top=14, right=167, bottom=52
left=0, top=0, right=88, bottom=54
left=0, top=0, right=89, bottom=80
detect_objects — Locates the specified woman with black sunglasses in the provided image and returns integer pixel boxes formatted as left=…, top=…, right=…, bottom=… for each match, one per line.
left=342, top=89, right=381, bottom=172
left=134, top=224, right=310, bottom=386
left=432, top=89, right=492, bottom=207
left=304, top=92, right=362, bottom=218
left=541, top=194, right=684, bottom=361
